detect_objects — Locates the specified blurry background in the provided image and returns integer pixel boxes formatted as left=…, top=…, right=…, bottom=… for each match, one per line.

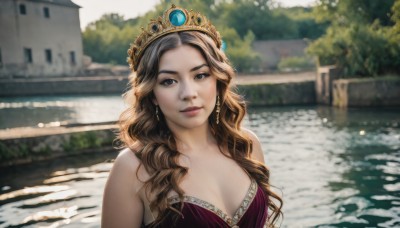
left=0, top=0, right=399, bottom=227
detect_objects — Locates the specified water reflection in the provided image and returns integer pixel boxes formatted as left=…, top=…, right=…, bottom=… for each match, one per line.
left=0, top=152, right=115, bottom=227
left=0, top=95, right=126, bottom=129
left=247, top=106, right=400, bottom=227
left=0, top=106, right=399, bottom=227
left=327, top=144, right=400, bottom=227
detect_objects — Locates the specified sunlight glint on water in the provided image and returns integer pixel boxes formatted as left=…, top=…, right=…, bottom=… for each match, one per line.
left=0, top=97, right=399, bottom=227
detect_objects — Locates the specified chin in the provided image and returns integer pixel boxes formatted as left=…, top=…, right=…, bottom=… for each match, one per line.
left=171, top=117, right=210, bottom=130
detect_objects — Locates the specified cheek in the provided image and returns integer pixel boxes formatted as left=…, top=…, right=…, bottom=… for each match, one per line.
left=201, top=79, right=218, bottom=104
left=153, top=89, right=174, bottom=108
left=207, top=78, right=218, bottom=97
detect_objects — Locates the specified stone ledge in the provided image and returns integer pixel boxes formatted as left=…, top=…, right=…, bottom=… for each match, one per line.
left=238, top=81, right=316, bottom=106
left=0, top=78, right=317, bottom=166
left=333, top=76, right=400, bottom=107
left=0, top=125, right=118, bottom=167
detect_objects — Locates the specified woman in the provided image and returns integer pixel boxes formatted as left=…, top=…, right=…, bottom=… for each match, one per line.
left=102, top=5, right=282, bottom=228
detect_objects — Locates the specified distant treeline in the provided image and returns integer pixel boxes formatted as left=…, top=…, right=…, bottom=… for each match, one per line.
left=82, top=0, right=400, bottom=76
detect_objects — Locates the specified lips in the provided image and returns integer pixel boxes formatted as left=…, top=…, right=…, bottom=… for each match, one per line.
left=180, top=106, right=201, bottom=112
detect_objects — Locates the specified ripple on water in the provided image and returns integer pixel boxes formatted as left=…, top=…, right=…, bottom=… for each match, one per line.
left=1, top=106, right=400, bottom=227
left=0, top=153, right=114, bottom=228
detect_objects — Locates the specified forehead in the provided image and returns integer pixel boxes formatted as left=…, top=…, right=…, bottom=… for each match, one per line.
left=159, top=45, right=206, bottom=71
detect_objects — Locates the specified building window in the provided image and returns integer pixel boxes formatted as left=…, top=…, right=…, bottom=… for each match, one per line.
left=24, top=48, right=33, bottom=63
left=45, top=49, right=52, bottom=63
left=43, top=7, right=50, bottom=18
left=19, top=4, right=26, bottom=15
left=70, top=51, right=76, bottom=65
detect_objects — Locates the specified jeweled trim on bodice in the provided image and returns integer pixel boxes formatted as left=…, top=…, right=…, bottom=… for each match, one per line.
left=168, top=179, right=258, bottom=227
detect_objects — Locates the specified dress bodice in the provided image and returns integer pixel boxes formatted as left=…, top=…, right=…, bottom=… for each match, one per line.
left=144, top=179, right=268, bottom=228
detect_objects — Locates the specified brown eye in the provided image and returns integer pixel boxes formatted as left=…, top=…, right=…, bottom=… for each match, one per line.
left=160, top=79, right=176, bottom=86
left=195, top=73, right=210, bottom=80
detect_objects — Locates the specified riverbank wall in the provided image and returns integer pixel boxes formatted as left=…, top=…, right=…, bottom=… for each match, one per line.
left=0, top=76, right=129, bottom=97
left=332, top=76, right=400, bottom=107
left=239, top=81, right=315, bottom=106
left=0, top=72, right=316, bottom=97
left=0, top=76, right=316, bottom=167
left=0, top=124, right=117, bottom=167
left=3, top=71, right=400, bottom=167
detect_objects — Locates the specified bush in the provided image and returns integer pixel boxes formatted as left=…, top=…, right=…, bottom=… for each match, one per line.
left=221, top=28, right=262, bottom=73
left=307, top=23, right=400, bottom=77
left=307, top=0, right=400, bottom=77
left=277, top=56, right=315, bottom=72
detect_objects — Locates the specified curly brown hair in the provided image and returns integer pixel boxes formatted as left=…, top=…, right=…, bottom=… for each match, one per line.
left=119, top=31, right=282, bottom=226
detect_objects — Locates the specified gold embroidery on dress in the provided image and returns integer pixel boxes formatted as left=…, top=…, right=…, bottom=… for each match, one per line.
left=168, top=179, right=258, bottom=227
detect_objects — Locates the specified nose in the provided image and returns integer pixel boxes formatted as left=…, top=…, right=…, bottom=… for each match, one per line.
left=180, top=79, right=198, bottom=101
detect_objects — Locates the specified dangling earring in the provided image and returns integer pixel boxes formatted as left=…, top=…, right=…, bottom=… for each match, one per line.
left=216, top=95, right=220, bottom=124
left=156, top=106, right=160, bottom=121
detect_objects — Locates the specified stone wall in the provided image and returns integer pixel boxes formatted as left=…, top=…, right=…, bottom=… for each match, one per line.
left=238, top=81, right=316, bottom=106
left=333, top=77, right=400, bottom=107
left=0, top=79, right=317, bottom=166
left=0, top=124, right=117, bottom=167
left=0, top=76, right=129, bottom=96
left=0, top=0, right=83, bottom=78
left=315, top=66, right=339, bottom=105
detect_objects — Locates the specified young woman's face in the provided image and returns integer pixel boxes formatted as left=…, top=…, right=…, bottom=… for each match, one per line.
left=153, top=44, right=217, bottom=131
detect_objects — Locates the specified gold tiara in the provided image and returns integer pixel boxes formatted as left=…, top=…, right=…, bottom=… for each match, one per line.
left=127, top=4, right=222, bottom=71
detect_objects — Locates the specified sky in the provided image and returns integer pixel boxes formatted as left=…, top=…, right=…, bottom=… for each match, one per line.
left=71, top=0, right=317, bottom=30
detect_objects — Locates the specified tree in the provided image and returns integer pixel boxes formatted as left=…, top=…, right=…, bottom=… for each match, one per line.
left=82, top=1, right=264, bottom=72
left=308, top=0, right=400, bottom=77
left=218, top=1, right=298, bottom=40
left=82, top=13, right=138, bottom=65
left=276, top=6, right=328, bottom=39
left=81, top=0, right=328, bottom=72
left=312, top=0, right=396, bottom=26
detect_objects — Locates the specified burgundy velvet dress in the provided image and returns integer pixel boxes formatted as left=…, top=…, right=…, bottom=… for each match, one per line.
left=144, top=179, right=268, bottom=228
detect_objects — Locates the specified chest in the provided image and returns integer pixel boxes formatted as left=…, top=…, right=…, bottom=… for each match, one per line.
left=140, top=152, right=253, bottom=225
left=177, top=153, right=252, bottom=217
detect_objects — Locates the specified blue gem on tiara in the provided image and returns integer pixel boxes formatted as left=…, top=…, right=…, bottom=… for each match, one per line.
left=169, top=9, right=186, bottom=26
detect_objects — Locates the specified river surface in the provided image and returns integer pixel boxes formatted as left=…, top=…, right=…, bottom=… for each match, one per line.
left=0, top=95, right=399, bottom=227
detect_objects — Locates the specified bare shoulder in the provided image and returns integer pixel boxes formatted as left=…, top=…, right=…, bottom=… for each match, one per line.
left=111, top=147, right=148, bottom=190
left=114, top=148, right=141, bottom=173
left=242, top=128, right=265, bottom=164
left=102, top=147, right=145, bottom=228
left=113, top=148, right=139, bottom=175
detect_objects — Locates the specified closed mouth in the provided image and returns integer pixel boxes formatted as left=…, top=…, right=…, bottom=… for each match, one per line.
left=181, top=106, right=201, bottom=112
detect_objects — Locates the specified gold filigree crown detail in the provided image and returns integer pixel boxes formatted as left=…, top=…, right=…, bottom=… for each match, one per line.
left=127, top=4, right=222, bottom=71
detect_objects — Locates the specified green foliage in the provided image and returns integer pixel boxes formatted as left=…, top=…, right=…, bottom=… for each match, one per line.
left=390, top=0, right=400, bottom=37
left=308, top=0, right=400, bottom=77
left=81, top=0, right=326, bottom=72
left=308, top=24, right=400, bottom=77
left=312, top=0, right=396, bottom=26
left=219, top=1, right=298, bottom=40
left=279, top=7, right=329, bottom=39
left=82, top=14, right=139, bottom=65
left=62, top=132, right=103, bottom=153
left=277, top=56, right=315, bottom=72
left=221, top=29, right=261, bottom=73
left=0, top=142, right=35, bottom=161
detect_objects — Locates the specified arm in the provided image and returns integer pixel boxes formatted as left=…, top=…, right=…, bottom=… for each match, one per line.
left=102, top=149, right=144, bottom=228
left=243, top=128, right=266, bottom=164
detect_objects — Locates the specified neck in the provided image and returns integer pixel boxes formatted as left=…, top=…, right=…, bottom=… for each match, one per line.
left=168, top=124, right=216, bottom=155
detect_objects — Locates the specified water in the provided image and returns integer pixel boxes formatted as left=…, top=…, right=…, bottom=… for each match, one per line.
left=0, top=96, right=399, bottom=227
left=247, top=106, right=400, bottom=227
left=0, top=95, right=126, bottom=129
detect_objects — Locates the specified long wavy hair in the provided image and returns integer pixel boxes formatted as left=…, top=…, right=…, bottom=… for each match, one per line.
left=119, top=31, right=282, bottom=226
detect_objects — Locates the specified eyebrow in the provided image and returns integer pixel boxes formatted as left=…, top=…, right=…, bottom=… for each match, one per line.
left=158, top=63, right=209, bottom=75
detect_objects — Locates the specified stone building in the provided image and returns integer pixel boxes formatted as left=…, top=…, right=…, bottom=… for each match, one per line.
left=0, top=0, right=83, bottom=78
